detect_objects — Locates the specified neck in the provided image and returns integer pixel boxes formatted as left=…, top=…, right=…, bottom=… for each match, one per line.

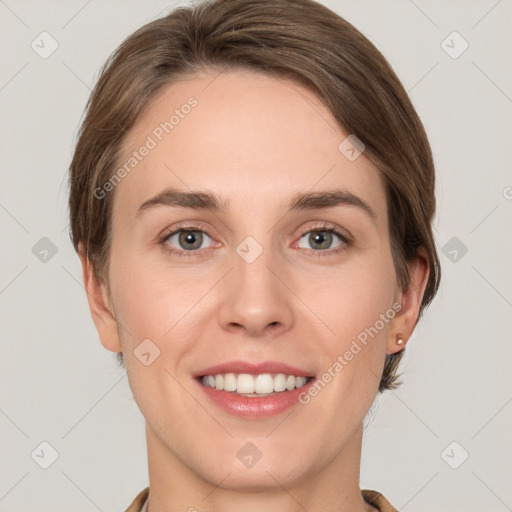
left=144, top=422, right=376, bottom=512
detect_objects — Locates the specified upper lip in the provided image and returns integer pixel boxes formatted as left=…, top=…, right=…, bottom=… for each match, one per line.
left=193, top=360, right=315, bottom=378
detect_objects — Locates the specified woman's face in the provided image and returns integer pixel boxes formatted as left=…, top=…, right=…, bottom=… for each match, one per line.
left=93, top=69, right=410, bottom=488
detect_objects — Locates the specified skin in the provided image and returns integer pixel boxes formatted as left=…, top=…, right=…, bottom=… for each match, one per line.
left=79, top=68, right=429, bottom=512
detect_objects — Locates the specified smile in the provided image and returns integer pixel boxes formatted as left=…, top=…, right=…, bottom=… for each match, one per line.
left=199, top=372, right=313, bottom=397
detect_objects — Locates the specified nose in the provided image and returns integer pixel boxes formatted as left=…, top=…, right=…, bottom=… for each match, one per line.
left=216, top=241, right=294, bottom=338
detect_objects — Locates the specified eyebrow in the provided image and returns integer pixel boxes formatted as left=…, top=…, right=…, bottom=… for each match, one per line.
left=136, top=187, right=376, bottom=221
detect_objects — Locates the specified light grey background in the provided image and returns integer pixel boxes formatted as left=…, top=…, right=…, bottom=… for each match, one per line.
left=1, top=1, right=511, bottom=511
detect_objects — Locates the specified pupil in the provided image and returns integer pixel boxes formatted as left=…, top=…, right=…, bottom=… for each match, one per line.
left=311, top=231, right=331, bottom=249
left=180, top=231, right=202, bottom=250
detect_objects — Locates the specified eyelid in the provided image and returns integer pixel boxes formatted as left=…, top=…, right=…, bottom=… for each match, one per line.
left=295, top=221, right=353, bottom=243
left=157, top=221, right=215, bottom=243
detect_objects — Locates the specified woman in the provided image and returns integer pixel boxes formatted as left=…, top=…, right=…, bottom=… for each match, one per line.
left=67, top=0, right=440, bottom=510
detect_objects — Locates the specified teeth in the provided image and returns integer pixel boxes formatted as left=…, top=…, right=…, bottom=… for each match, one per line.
left=237, top=374, right=255, bottom=394
left=223, top=373, right=237, bottom=392
left=286, top=375, right=296, bottom=391
left=200, top=373, right=310, bottom=395
left=254, top=374, right=274, bottom=394
left=274, top=373, right=287, bottom=392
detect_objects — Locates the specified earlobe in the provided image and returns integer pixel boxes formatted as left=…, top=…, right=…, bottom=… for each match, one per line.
left=387, top=249, right=430, bottom=354
left=78, top=243, right=122, bottom=353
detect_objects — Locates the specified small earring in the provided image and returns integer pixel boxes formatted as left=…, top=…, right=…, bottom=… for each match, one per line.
left=396, top=334, right=404, bottom=345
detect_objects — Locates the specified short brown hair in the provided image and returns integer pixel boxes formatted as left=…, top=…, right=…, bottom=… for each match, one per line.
left=68, top=0, right=441, bottom=391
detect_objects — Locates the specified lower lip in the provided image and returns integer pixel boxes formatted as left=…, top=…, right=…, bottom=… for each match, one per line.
left=195, top=378, right=316, bottom=419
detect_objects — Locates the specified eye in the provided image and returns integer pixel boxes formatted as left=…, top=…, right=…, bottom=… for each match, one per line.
left=161, top=226, right=215, bottom=256
left=296, top=226, right=350, bottom=254
left=158, top=223, right=351, bottom=258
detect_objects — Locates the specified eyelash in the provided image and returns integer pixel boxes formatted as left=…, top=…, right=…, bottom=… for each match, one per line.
left=157, top=222, right=352, bottom=258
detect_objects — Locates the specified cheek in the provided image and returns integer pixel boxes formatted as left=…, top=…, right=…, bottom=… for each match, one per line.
left=108, top=246, right=201, bottom=342
left=319, top=252, right=396, bottom=339
left=312, top=252, right=397, bottom=393
left=110, top=231, right=397, bottom=351
left=108, top=254, right=202, bottom=430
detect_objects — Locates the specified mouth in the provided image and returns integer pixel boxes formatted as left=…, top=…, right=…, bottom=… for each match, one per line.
left=196, top=372, right=314, bottom=397
left=192, top=360, right=316, bottom=419
left=192, top=361, right=317, bottom=418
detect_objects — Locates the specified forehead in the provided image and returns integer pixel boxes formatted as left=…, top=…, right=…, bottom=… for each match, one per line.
left=112, top=68, right=386, bottom=222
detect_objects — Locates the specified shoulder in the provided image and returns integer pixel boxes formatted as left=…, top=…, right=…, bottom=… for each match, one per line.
left=362, top=489, right=398, bottom=512
left=124, top=486, right=149, bottom=512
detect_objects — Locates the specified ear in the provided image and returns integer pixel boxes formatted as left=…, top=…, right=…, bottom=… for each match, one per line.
left=387, top=248, right=430, bottom=355
left=78, top=243, right=122, bottom=353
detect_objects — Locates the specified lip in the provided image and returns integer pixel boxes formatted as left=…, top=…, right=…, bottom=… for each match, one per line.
left=192, top=360, right=316, bottom=419
left=194, top=376, right=316, bottom=419
left=192, top=360, right=315, bottom=378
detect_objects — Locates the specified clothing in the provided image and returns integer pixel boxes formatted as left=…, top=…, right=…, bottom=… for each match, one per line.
left=124, top=486, right=398, bottom=512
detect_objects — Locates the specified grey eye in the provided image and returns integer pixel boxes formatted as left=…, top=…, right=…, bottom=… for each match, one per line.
left=297, top=230, right=343, bottom=251
left=166, top=230, right=213, bottom=251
